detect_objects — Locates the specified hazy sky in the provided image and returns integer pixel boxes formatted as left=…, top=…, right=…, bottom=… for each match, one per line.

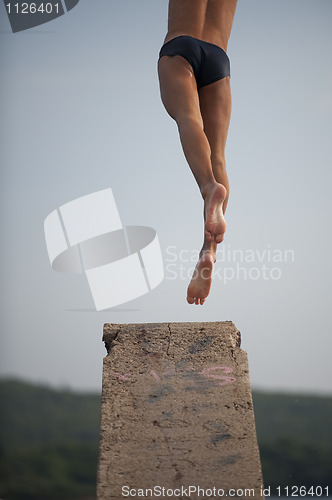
left=1, top=0, right=331, bottom=394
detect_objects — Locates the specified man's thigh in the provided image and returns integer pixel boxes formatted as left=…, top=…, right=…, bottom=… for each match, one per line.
left=158, top=56, right=202, bottom=124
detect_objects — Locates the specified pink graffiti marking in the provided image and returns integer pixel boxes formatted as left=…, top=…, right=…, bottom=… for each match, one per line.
left=110, top=371, right=132, bottom=381
left=149, top=370, right=162, bottom=383
left=110, top=365, right=236, bottom=387
left=163, top=368, right=177, bottom=377
left=200, top=366, right=236, bottom=386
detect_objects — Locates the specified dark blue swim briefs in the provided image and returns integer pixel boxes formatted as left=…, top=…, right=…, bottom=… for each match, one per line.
left=159, top=35, right=230, bottom=89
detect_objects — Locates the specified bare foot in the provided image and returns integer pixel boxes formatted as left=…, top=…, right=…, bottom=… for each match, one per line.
left=203, top=183, right=227, bottom=244
left=187, top=251, right=215, bottom=305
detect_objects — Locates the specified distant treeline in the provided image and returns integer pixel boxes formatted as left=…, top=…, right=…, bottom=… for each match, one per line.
left=0, top=380, right=100, bottom=500
left=0, top=379, right=331, bottom=499
left=252, top=391, right=332, bottom=491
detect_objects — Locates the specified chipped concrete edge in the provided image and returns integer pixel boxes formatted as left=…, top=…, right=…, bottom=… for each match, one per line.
left=102, top=321, right=242, bottom=355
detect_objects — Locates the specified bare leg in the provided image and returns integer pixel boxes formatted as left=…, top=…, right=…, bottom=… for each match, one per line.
left=199, top=76, right=232, bottom=212
left=187, top=77, right=232, bottom=305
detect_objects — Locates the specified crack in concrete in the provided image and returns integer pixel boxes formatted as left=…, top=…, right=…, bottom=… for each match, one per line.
left=166, top=323, right=172, bottom=356
left=153, top=420, right=180, bottom=480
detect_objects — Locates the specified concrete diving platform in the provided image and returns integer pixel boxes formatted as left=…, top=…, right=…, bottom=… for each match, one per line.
left=97, top=322, right=264, bottom=499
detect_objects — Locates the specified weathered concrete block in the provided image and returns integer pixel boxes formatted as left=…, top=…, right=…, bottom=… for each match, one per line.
left=97, top=322, right=264, bottom=499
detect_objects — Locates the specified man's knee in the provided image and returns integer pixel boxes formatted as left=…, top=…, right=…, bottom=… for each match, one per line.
left=176, top=113, right=203, bottom=132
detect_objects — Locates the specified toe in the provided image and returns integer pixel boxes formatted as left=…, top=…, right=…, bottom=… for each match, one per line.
left=205, top=230, right=212, bottom=242
left=187, top=295, right=194, bottom=304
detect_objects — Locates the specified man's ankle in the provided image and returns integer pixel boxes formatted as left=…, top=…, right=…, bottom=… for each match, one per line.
left=200, top=181, right=217, bottom=199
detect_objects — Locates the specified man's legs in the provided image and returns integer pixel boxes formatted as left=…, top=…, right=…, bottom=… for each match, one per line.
left=158, top=55, right=229, bottom=304
left=158, top=55, right=227, bottom=239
